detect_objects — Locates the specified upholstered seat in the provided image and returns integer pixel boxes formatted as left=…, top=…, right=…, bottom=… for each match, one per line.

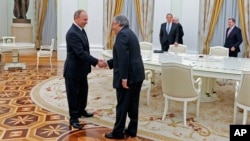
left=169, top=44, right=187, bottom=53
left=233, top=71, right=250, bottom=124
left=37, top=39, right=55, bottom=69
left=209, top=46, right=229, bottom=56
left=161, top=63, right=202, bottom=126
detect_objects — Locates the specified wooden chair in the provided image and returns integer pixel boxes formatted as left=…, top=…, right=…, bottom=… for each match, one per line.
left=161, top=63, right=202, bottom=126
left=37, top=39, right=55, bottom=69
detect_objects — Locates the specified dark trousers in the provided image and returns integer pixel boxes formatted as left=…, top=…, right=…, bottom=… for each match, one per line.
left=161, top=44, right=169, bottom=51
left=65, top=76, right=88, bottom=123
left=112, top=81, right=143, bottom=137
left=229, top=51, right=238, bottom=57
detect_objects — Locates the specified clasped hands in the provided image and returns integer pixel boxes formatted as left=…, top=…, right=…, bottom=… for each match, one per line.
left=97, top=59, right=108, bottom=68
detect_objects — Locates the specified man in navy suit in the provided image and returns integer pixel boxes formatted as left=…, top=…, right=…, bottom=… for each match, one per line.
left=64, top=9, right=106, bottom=129
left=159, top=13, right=179, bottom=51
left=105, top=15, right=145, bottom=140
left=224, top=18, right=242, bottom=57
left=173, top=17, right=184, bottom=44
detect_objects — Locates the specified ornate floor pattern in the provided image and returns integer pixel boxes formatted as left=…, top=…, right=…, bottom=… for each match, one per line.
left=0, top=54, right=152, bottom=141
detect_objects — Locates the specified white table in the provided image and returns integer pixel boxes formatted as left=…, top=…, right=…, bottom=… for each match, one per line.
left=0, top=43, right=35, bottom=70
left=102, top=50, right=250, bottom=102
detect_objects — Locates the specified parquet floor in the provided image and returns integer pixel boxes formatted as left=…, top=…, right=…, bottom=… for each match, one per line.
left=0, top=52, right=152, bottom=141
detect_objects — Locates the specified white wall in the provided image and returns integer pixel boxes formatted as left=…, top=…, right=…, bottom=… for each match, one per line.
left=0, top=0, right=8, bottom=37
left=57, top=0, right=104, bottom=61
left=1, top=0, right=201, bottom=60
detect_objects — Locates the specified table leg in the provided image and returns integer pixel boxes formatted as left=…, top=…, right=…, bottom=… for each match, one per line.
left=3, top=49, right=26, bottom=70
left=200, top=77, right=218, bottom=102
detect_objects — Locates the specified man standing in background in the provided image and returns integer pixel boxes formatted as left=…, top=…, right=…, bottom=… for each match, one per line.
left=173, top=17, right=184, bottom=44
left=224, top=18, right=242, bottom=57
left=159, top=13, right=179, bottom=51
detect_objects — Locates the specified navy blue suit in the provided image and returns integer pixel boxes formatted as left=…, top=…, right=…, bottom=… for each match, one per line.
left=224, top=26, right=242, bottom=57
left=159, top=22, right=179, bottom=51
left=107, top=26, right=145, bottom=137
left=64, top=24, right=98, bottom=124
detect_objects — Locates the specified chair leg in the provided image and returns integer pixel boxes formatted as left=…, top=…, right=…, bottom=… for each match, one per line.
left=36, top=57, right=39, bottom=69
left=183, top=102, right=187, bottom=126
left=50, top=57, right=52, bottom=68
left=162, top=96, right=168, bottom=120
left=196, top=98, right=200, bottom=118
left=233, top=104, right=237, bottom=124
left=243, top=109, right=248, bottom=124
left=146, top=85, right=151, bottom=106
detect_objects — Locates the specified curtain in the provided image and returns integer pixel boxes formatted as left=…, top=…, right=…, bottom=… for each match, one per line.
left=105, top=0, right=124, bottom=49
left=135, top=0, right=154, bottom=42
left=238, top=0, right=250, bottom=58
left=199, top=0, right=216, bottom=53
left=203, top=0, right=224, bottom=54
left=34, top=0, right=48, bottom=49
left=103, top=0, right=116, bottom=50
left=42, top=0, right=57, bottom=49
left=122, top=1, right=141, bottom=40
left=210, top=0, right=239, bottom=48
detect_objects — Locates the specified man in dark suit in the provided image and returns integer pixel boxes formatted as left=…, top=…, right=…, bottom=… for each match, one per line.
left=105, top=15, right=145, bottom=140
left=159, top=13, right=179, bottom=51
left=173, top=17, right=184, bottom=44
left=224, top=18, right=242, bottom=57
left=64, top=9, right=106, bottom=129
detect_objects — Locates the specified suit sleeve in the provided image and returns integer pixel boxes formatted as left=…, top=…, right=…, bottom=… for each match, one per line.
left=115, top=32, right=129, bottom=79
left=174, top=25, right=179, bottom=42
left=107, top=59, right=113, bottom=69
left=67, top=32, right=98, bottom=66
left=234, top=28, right=243, bottom=48
left=159, top=24, right=164, bottom=44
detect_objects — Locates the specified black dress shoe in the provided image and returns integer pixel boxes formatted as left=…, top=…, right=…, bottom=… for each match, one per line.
left=105, top=132, right=124, bottom=139
left=70, top=122, right=83, bottom=129
left=79, top=111, right=93, bottom=118
left=124, top=128, right=136, bottom=137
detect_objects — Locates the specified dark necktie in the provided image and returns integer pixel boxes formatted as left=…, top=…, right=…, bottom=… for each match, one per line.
left=82, top=29, right=88, bottom=40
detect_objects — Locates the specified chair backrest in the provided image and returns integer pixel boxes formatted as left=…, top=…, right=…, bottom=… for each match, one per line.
left=169, top=44, right=187, bottom=53
left=139, top=42, right=152, bottom=60
left=139, top=42, right=152, bottom=50
left=209, top=46, right=229, bottom=57
left=161, top=63, right=197, bottom=98
left=236, top=71, right=250, bottom=107
left=49, top=39, right=55, bottom=52
left=2, top=36, right=15, bottom=45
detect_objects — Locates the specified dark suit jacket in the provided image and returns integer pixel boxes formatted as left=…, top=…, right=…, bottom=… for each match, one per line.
left=177, top=23, right=184, bottom=44
left=159, top=22, right=179, bottom=50
left=224, top=26, right=242, bottom=52
left=63, top=24, right=98, bottom=78
left=107, top=26, right=145, bottom=88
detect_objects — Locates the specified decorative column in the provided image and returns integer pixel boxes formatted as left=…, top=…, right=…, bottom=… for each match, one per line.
left=181, top=0, right=200, bottom=54
left=57, top=0, right=78, bottom=61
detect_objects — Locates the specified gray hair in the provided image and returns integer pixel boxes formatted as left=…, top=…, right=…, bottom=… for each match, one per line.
left=113, top=15, right=129, bottom=27
left=74, top=9, right=86, bottom=19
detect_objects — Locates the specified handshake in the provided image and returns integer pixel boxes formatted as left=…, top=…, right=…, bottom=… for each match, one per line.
left=97, top=59, right=108, bottom=68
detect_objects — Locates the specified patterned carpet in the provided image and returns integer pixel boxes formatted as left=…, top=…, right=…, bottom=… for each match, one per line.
left=30, top=68, right=250, bottom=141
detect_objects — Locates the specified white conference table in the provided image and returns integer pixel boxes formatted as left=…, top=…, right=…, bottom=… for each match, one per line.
left=102, top=50, right=250, bottom=102
left=0, top=42, right=35, bottom=70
